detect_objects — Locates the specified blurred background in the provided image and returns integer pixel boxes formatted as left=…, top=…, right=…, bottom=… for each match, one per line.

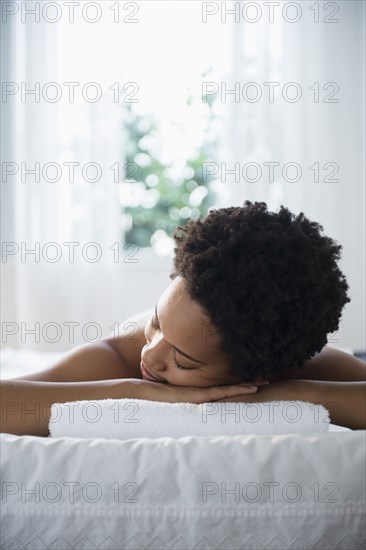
left=1, top=1, right=365, bottom=354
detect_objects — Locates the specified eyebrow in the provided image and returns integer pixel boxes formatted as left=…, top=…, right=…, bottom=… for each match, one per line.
left=155, top=302, right=206, bottom=365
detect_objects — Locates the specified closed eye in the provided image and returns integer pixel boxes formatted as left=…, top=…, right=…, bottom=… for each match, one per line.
left=150, top=316, right=194, bottom=370
left=172, top=353, right=194, bottom=370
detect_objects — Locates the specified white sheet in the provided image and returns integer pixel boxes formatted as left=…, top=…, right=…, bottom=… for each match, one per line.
left=0, top=347, right=65, bottom=379
left=1, top=430, right=364, bottom=549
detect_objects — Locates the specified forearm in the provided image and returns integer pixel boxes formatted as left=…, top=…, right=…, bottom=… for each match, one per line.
left=305, top=380, right=366, bottom=430
left=0, top=378, right=143, bottom=437
left=218, top=379, right=366, bottom=430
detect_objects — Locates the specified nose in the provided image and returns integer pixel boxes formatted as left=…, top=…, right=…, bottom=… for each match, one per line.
left=141, top=335, right=170, bottom=373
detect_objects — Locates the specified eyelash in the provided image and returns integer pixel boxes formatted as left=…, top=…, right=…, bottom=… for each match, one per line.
left=150, top=316, right=192, bottom=370
left=172, top=356, right=191, bottom=370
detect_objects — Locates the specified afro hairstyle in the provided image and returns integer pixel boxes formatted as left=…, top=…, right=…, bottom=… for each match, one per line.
left=169, top=200, right=351, bottom=382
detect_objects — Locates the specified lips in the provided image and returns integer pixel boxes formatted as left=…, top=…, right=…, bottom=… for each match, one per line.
left=140, top=361, right=163, bottom=382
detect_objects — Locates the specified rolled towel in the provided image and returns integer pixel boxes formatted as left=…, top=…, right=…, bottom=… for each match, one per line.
left=49, top=399, right=330, bottom=439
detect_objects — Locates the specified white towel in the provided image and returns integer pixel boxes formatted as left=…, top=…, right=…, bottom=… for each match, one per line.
left=49, top=399, right=330, bottom=439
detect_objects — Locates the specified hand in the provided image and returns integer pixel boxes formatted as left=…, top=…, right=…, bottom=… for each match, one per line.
left=127, top=379, right=261, bottom=404
left=216, top=379, right=313, bottom=403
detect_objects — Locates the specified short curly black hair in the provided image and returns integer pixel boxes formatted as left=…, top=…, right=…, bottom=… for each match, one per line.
left=169, top=200, right=351, bottom=382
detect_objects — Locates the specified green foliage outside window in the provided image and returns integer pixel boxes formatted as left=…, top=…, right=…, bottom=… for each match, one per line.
left=120, top=89, right=219, bottom=254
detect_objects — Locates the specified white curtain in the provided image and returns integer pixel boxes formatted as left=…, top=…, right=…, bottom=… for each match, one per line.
left=8, top=11, right=125, bottom=351
left=3, top=1, right=365, bottom=352
left=3, top=1, right=233, bottom=351
left=224, top=0, right=365, bottom=351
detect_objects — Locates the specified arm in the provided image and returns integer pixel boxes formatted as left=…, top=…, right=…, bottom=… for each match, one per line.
left=0, top=378, right=258, bottom=436
left=217, top=379, right=366, bottom=430
left=0, top=378, right=142, bottom=436
left=274, top=346, right=366, bottom=382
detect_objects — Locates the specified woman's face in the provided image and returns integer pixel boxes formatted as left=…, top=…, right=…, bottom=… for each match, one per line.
left=141, top=275, right=264, bottom=387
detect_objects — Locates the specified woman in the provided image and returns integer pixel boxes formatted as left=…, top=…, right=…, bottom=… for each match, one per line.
left=2, top=201, right=365, bottom=435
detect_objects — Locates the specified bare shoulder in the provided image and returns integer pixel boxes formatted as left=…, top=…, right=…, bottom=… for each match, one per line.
left=103, top=307, right=154, bottom=378
left=273, top=346, right=366, bottom=382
